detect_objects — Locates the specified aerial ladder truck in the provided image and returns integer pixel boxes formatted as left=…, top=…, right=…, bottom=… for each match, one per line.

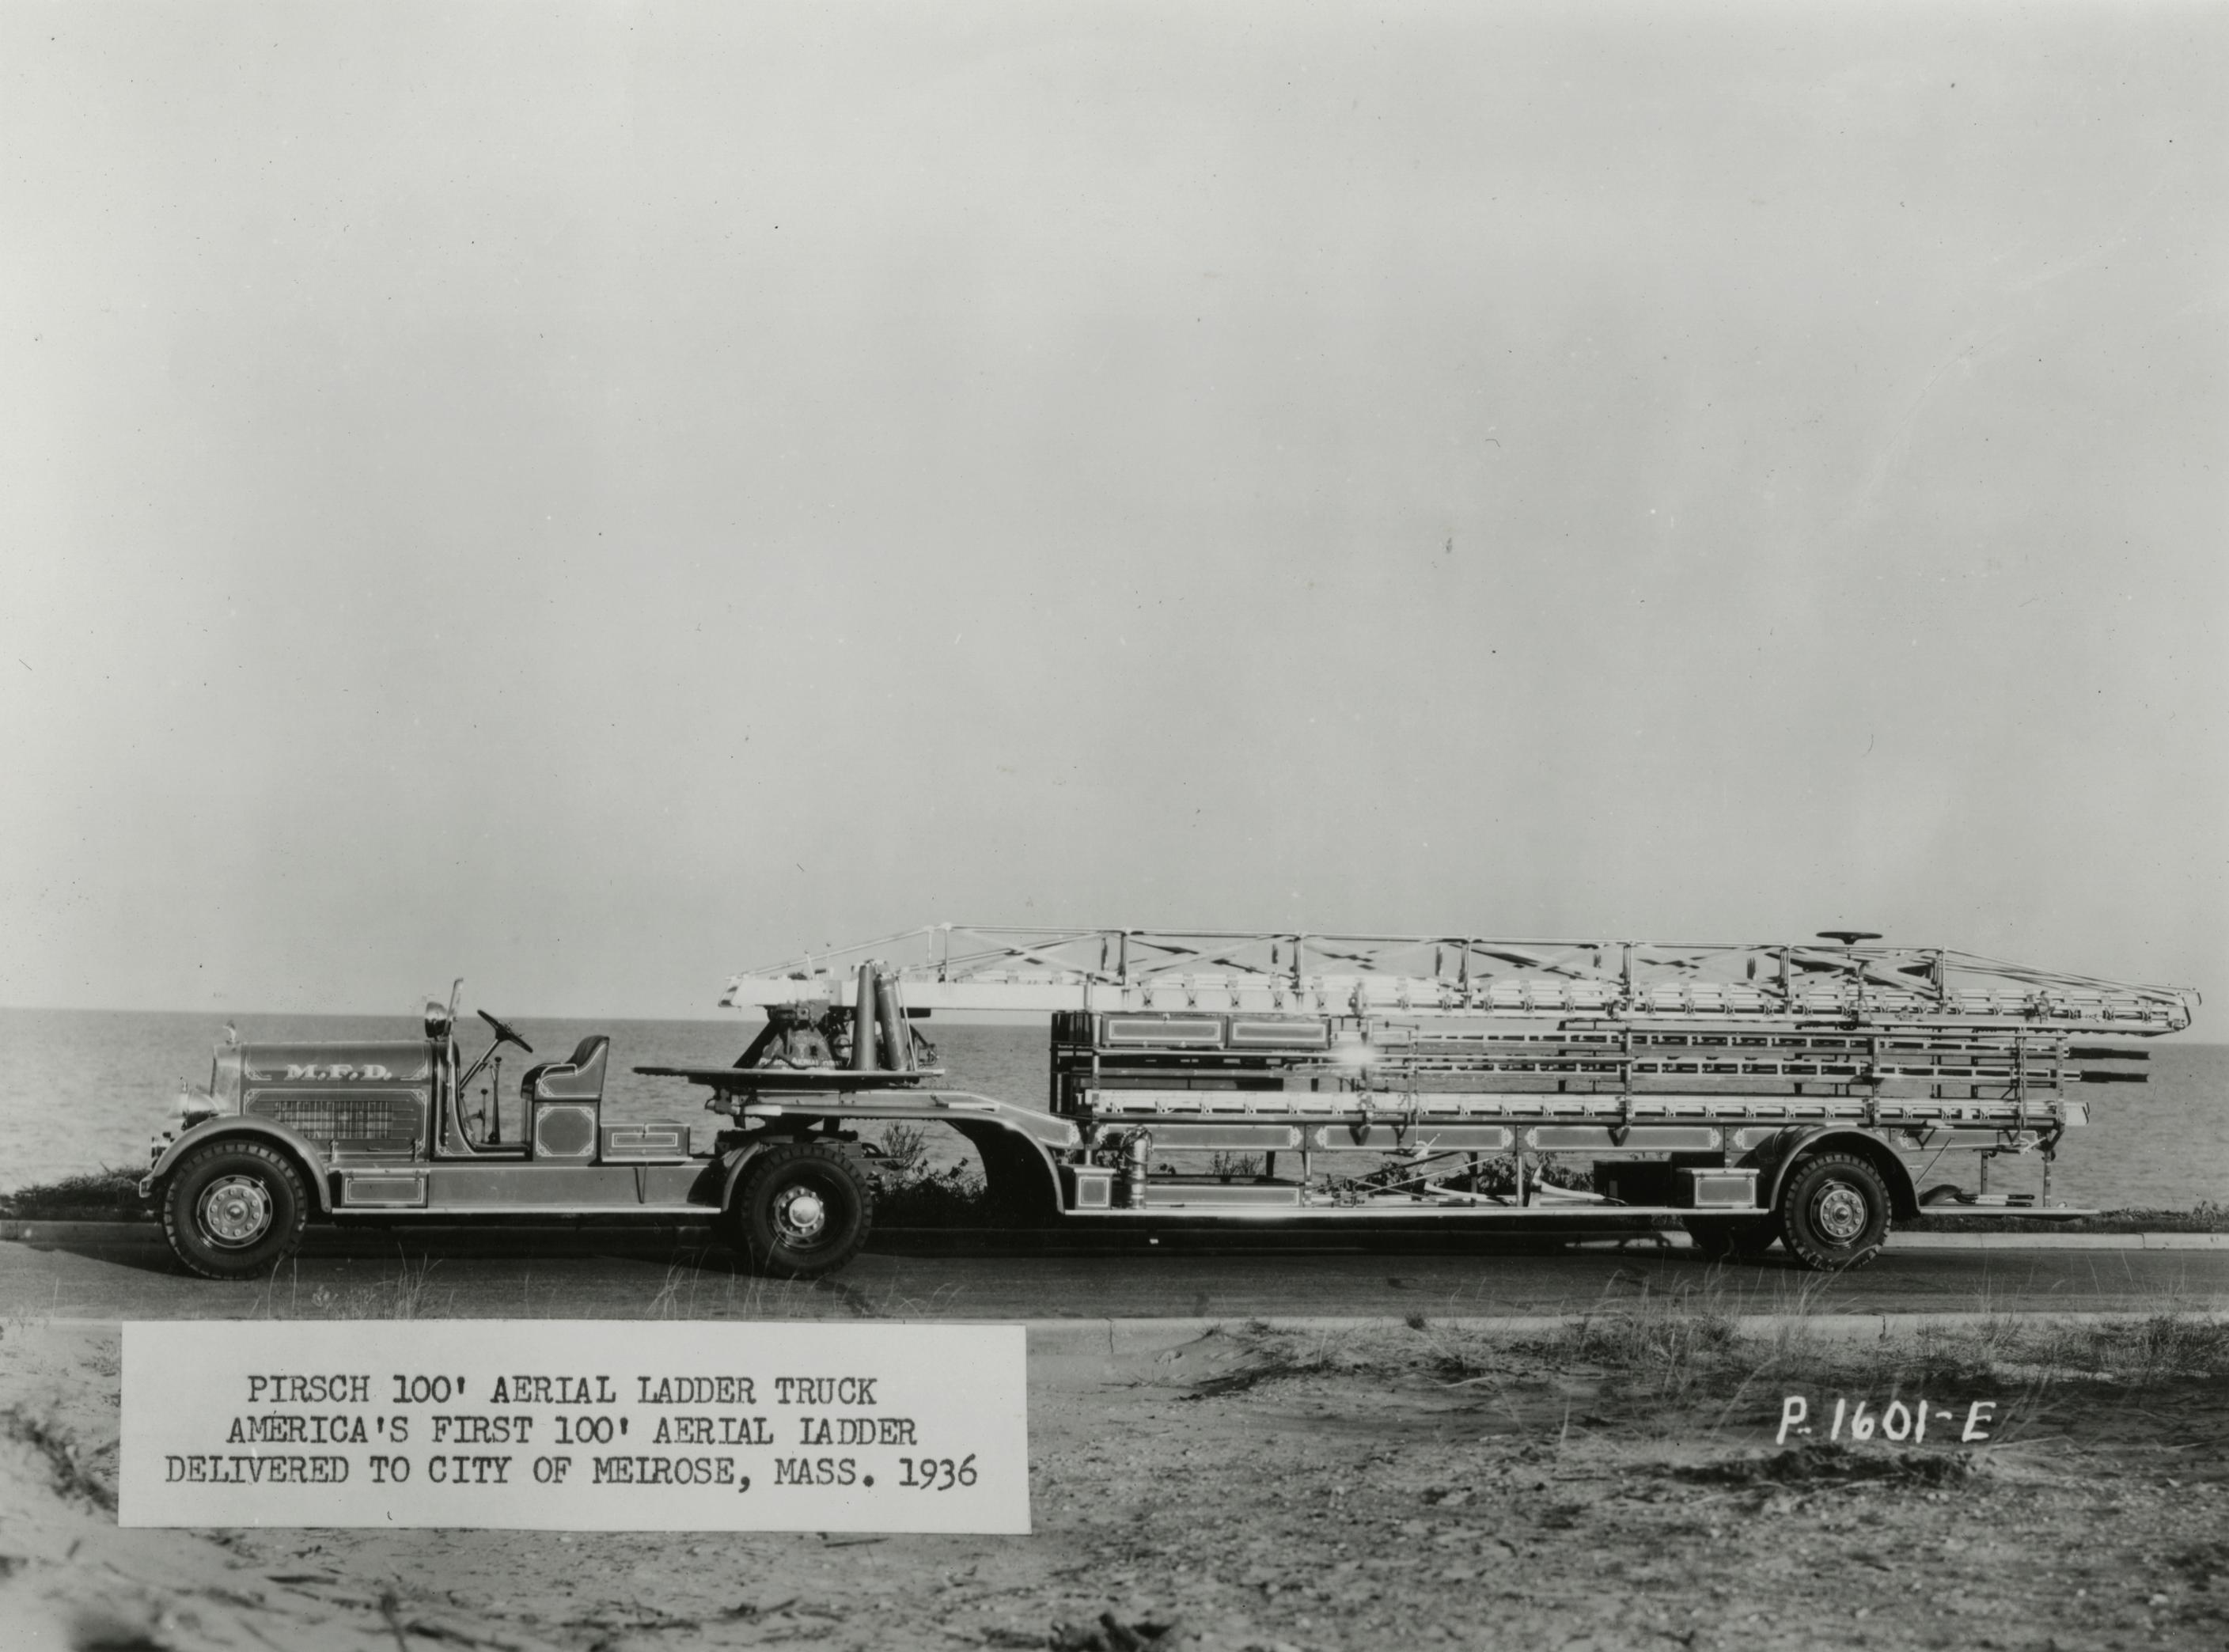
left=141, top=923, right=2197, bottom=1281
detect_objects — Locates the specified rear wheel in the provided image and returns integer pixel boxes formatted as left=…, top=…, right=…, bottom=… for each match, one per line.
left=161, top=1141, right=309, bottom=1279
left=1776, top=1152, right=1890, bottom=1271
left=735, top=1142, right=873, bottom=1279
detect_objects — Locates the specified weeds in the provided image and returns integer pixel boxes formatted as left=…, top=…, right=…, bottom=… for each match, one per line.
left=1671, top=1440, right=1977, bottom=1490
left=377, top=1252, right=440, bottom=1319
left=248, top=1253, right=443, bottom=1320
left=866, top=1123, right=992, bottom=1226
left=875, top=1123, right=933, bottom=1180
left=1906, top=1201, right=2229, bottom=1234
left=2, top=1406, right=114, bottom=1510
left=2169, top=1542, right=2229, bottom=1590
left=1190, top=1321, right=1379, bottom=1396
left=646, top=1254, right=732, bottom=1320
left=1567, top=1280, right=1739, bottom=1399
left=0, top=1167, right=149, bottom=1218
left=1414, top=1320, right=1518, bottom=1385
left=873, top=1161, right=990, bottom=1226
left=2072, top=1313, right=2229, bottom=1379
left=1200, top=1301, right=2229, bottom=1411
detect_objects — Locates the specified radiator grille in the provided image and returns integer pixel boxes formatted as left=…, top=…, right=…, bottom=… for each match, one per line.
left=247, top=1090, right=425, bottom=1148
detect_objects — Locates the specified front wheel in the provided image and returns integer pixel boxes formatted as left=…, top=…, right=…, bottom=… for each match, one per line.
left=734, top=1143, right=874, bottom=1279
left=1776, top=1153, right=1890, bottom=1271
left=161, top=1141, right=309, bottom=1279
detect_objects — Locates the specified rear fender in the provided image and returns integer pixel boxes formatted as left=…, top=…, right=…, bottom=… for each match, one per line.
left=716, top=1135, right=882, bottom=1211
left=715, top=1121, right=1063, bottom=1219
left=1747, top=1127, right=1920, bottom=1220
left=950, top=1120, right=1062, bottom=1222
left=141, top=1117, right=335, bottom=1214
left=715, top=1104, right=1071, bottom=1220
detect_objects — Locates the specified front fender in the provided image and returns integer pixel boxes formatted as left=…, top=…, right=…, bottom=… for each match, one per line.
left=140, top=1117, right=335, bottom=1214
left=718, top=1140, right=779, bottom=1213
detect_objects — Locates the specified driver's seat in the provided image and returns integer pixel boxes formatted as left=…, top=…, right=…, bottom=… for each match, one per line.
left=520, top=1036, right=610, bottom=1104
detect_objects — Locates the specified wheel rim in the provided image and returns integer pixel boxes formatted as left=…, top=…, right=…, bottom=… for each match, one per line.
left=1813, top=1181, right=1870, bottom=1244
left=772, top=1184, right=831, bottom=1247
left=199, top=1175, right=274, bottom=1248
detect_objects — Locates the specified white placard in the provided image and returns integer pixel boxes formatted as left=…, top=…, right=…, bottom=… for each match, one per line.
left=120, top=1320, right=1028, bottom=1532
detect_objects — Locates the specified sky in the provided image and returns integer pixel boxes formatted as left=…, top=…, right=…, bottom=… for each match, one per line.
left=2, top=2, right=2223, bottom=1020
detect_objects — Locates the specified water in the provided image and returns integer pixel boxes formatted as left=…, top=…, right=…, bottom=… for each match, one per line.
left=2, top=1007, right=2224, bottom=1209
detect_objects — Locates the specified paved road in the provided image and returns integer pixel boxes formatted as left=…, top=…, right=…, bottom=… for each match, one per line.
left=4, top=1228, right=2223, bottom=1321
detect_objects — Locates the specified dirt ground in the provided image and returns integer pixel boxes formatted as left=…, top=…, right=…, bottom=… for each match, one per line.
left=3, top=1310, right=2227, bottom=1652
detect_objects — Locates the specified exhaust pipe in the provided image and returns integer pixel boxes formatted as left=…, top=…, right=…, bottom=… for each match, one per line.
left=849, top=963, right=879, bottom=1071
left=874, top=969, right=912, bottom=1071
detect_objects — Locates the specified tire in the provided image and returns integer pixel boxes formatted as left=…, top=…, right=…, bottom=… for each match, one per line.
left=161, top=1141, right=309, bottom=1279
left=1776, top=1152, right=1891, bottom=1271
left=1686, top=1218, right=1778, bottom=1264
left=734, top=1142, right=874, bottom=1279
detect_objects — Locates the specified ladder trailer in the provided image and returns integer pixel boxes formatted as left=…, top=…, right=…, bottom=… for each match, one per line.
left=143, top=925, right=2195, bottom=1280
left=677, top=924, right=2193, bottom=1275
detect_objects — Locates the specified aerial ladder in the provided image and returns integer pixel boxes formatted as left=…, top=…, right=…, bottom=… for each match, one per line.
left=638, top=924, right=2197, bottom=1272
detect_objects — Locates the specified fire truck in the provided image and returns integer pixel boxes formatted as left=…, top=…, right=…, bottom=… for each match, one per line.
left=143, top=926, right=2194, bottom=1281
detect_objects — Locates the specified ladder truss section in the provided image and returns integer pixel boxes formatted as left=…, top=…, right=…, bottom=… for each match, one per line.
left=724, top=924, right=2195, bottom=1033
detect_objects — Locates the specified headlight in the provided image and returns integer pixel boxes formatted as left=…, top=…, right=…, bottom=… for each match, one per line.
left=209, top=1046, right=245, bottom=1109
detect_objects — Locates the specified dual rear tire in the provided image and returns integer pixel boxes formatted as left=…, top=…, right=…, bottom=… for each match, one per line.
left=1777, top=1152, right=1891, bottom=1270
left=1687, top=1151, right=1893, bottom=1271
left=734, top=1142, right=874, bottom=1279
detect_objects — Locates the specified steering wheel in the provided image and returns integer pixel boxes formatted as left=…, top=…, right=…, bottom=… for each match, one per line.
left=476, top=1009, right=534, bottom=1054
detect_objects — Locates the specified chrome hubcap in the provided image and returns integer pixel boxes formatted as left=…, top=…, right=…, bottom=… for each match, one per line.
left=200, top=1176, right=273, bottom=1247
left=773, top=1186, right=828, bottom=1245
left=1814, top=1183, right=1869, bottom=1244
